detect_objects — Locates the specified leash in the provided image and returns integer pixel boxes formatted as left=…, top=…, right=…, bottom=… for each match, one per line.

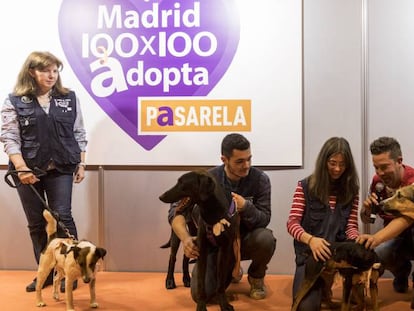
left=4, top=168, right=76, bottom=240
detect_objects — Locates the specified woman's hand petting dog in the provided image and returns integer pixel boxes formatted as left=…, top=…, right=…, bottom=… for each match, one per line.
left=183, top=236, right=199, bottom=259
left=309, top=237, right=332, bottom=262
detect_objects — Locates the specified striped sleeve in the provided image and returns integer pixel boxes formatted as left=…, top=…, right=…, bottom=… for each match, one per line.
left=286, top=181, right=306, bottom=241
left=345, top=195, right=360, bottom=240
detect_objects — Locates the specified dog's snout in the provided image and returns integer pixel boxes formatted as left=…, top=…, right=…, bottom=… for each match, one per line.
left=159, top=191, right=171, bottom=203
left=83, top=276, right=91, bottom=283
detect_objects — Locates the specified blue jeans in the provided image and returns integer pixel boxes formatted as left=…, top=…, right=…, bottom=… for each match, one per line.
left=292, top=263, right=330, bottom=311
left=14, top=170, right=78, bottom=264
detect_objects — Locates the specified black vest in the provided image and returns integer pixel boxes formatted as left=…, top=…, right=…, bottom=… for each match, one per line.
left=294, top=178, right=353, bottom=265
left=9, top=91, right=81, bottom=174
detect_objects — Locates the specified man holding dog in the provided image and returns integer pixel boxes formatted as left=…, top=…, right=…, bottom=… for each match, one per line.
left=168, top=133, right=276, bottom=302
left=358, top=136, right=414, bottom=293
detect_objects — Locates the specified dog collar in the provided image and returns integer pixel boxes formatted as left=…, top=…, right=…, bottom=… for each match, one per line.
left=228, top=200, right=237, bottom=217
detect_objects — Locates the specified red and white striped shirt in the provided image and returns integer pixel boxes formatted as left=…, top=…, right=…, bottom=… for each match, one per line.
left=287, top=181, right=359, bottom=242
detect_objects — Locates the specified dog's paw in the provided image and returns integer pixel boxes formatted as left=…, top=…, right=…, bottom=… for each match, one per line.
left=218, top=299, right=234, bottom=311
left=183, top=275, right=191, bottom=287
left=165, top=278, right=176, bottom=289
left=90, top=302, right=99, bottom=308
left=196, top=301, right=207, bottom=311
left=36, top=301, right=46, bottom=307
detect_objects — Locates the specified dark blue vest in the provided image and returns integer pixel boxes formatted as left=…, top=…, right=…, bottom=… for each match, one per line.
left=209, top=165, right=263, bottom=235
left=9, top=91, right=81, bottom=174
left=294, top=178, right=353, bottom=265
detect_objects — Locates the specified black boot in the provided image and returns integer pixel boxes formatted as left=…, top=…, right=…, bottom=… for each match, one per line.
left=26, top=271, right=54, bottom=292
left=60, top=279, right=78, bottom=293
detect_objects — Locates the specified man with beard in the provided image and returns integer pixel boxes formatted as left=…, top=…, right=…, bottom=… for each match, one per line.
left=360, top=137, right=414, bottom=293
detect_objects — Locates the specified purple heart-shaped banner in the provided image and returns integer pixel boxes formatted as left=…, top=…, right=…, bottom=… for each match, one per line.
left=58, top=0, right=240, bottom=150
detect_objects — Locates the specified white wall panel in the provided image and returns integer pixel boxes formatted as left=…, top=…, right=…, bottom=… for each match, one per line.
left=0, top=0, right=365, bottom=275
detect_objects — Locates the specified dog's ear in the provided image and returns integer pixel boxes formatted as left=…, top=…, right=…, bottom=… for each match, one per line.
left=59, top=241, right=76, bottom=255
left=198, top=174, right=215, bottom=201
left=60, top=243, right=68, bottom=255
left=95, top=247, right=107, bottom=259
left=72, top=246, right=81, bottom=259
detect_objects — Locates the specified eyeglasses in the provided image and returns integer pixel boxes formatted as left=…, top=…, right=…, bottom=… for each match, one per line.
left=327, top=160, right=346, bottom=169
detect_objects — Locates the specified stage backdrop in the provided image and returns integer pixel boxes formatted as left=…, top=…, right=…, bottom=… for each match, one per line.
left=0, top=0, right=302, bottom=166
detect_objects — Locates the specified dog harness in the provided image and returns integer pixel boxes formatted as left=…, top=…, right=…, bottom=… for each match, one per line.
left=176, top=196, right=242, bottom=280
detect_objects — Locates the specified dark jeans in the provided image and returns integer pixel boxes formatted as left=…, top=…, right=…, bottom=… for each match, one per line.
left=190, top=227, right=276, bottom=302
left=292, top=264, right=324, bottom=311
left=375, top=228, right=414, bottom=280
left=14, top=170, right=78, bottom=264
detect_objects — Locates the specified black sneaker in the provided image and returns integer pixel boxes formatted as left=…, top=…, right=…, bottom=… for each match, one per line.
left=247, top=275, right=266, bottom=300
left=26, top=274, right=54, bottom=292
left=60, top=279, right=78, bottom=293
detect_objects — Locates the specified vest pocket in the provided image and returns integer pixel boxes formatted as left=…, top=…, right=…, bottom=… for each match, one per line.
left=21, top=140, right=40, bottom=160
left=19, top=116, right=37, bottom=140
left=54, top=115, right=74, bottom=138
left=308, top=205, right=327, bottom=234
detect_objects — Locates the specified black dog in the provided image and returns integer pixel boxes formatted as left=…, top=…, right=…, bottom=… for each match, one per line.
left=160, top=198, right=197, bottom=289
left=159, top=170, right=238, bottom=311
left=160, top=230, right=191, bottom=289
left=292, top=241, right=382, bottom=311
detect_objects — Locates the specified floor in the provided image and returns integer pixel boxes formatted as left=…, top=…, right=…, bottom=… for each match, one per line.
left=0, top=271, right=412, bottom=310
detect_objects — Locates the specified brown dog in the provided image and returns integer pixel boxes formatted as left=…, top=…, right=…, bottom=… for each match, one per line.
left=292, top=241, right=381, bottom=311
left=382, top=184, right=414, bottom=220
left=36, top=209, right=106, bottom=311
left=381, top=183, right=414, bottom=309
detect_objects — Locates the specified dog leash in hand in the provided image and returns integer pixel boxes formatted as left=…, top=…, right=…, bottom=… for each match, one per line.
left=4, top=168, right=76, bottom=240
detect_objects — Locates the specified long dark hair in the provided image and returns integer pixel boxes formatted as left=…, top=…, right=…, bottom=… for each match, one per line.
left=308, top=137, right=359, bottom=205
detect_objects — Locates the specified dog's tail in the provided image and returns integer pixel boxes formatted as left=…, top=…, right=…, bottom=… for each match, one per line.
left=160, top=240, right=171, bottom=249
left=43, top=209, right=57, bottom=238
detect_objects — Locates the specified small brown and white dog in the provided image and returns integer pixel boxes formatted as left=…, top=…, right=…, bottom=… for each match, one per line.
left=36, top=209, right=107, bottom=311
